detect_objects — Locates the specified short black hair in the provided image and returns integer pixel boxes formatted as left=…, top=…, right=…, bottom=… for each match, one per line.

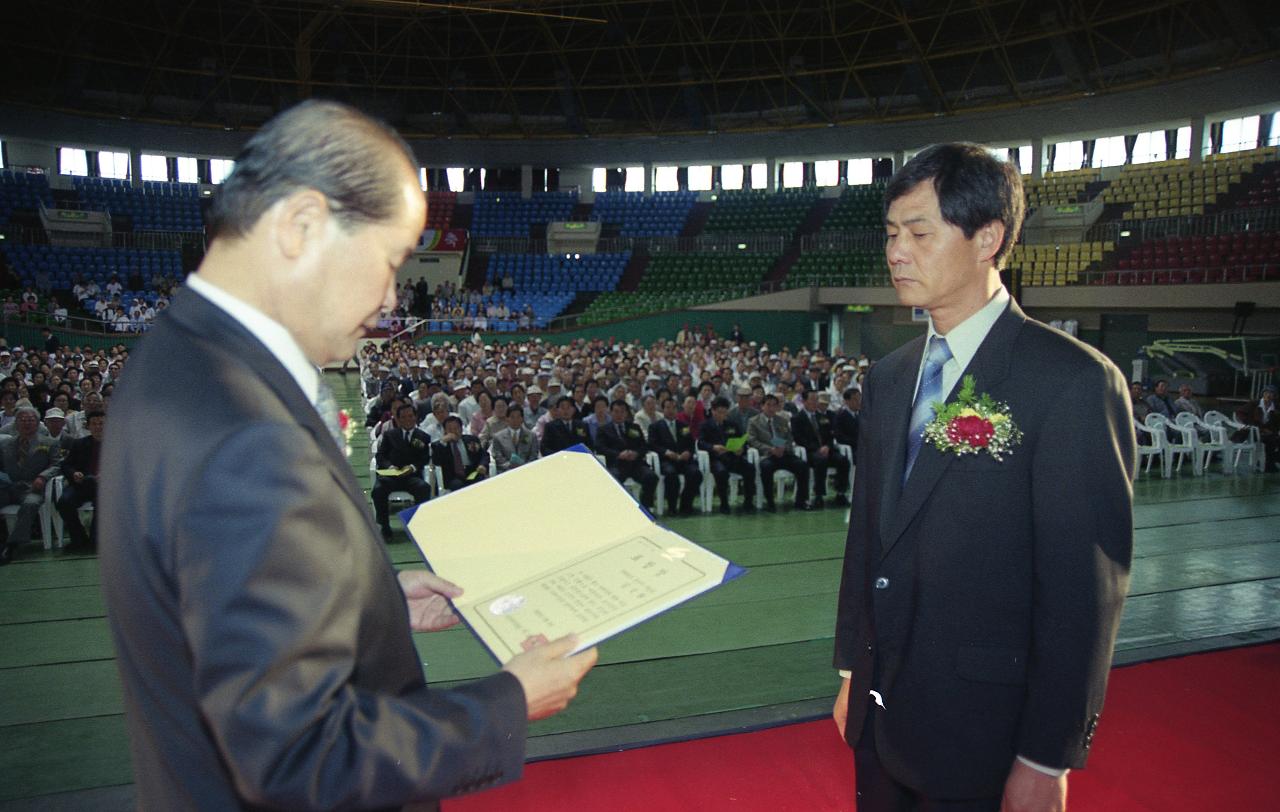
left=711, top=396, right=731, bottom=411
left=395, top=402, right=416, bottom=418
left=206, top=99, right=419, bottom=242
left=592, top=394, right=610, bottom=408
left=508, top=403, right=524, bottom=417
left=843, top=387, right=860, bottom=401
left=85, top=409, right=106, bottom=421
left=443, top=415, right=463, bottom=430
left=884, top=142, right=1025, bottom=268
left=762, top=393, right=779, bottom=406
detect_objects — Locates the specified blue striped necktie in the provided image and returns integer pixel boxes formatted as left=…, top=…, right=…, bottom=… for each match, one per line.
left=903, top=336, right=953, bottom=485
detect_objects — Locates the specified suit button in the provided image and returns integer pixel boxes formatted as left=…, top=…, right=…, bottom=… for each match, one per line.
left=874, top=577, right=890, bottom=589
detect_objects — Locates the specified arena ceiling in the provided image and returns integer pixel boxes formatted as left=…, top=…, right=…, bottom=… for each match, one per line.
left=0, top=0, right=1276, bottom=140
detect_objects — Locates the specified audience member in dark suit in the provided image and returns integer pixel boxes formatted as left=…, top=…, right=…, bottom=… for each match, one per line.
left=56, top=409, right=105, bottom=551
left=97, top=101, right=594, bottom=810
left=791, top=390, right=851, bottom=508
left=834, top=387, right=862, bottom=457
left=541, top=395, right=593, bottom=455
left=833, top=144, right=1133, bottom=811
left=371, top=403, right=434, bottom=541
left=746, top=395, right=811, bottom=512
left=364, top=381, right=397, bottom=428
left=432, top=415, right=489, bottom=491
left=697, top=397, right=756, bottom=515
left=595, top=400, right=658, bottom=511
left=648, top=397, right=702, bottom=515
left=0, top=407, right=62, bottom=563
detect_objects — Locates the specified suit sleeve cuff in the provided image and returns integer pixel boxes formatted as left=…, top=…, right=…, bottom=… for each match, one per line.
left=1017, top=755, right=1069, bottom=777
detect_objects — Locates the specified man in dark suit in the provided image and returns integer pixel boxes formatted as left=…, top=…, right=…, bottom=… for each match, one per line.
left=791, top=390, right=850, bottom=508
left=832, top=143, right=1134, bottom=812
left=0, top=407, right=61, bottom=563
left=372, top=402, right=434, bottom=541
left=595, top=399, right=658, bottom=511
left=648, top=397, right=702, bottom=515
left=431, top=414, right=490, bottom=492
left=697, top=396, right=756, bottom=514
left=98, top=100, right=595, bottom=811
left=833, top=387, right=861, bottom=456
left=56, top=409, right=105, bottom=551
left=541, top=394, right=592, bottom=455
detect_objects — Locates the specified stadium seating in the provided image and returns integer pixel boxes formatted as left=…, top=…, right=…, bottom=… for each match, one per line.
left=426, top=191, right=457, bottom=230
left=0, top=170, right=55, bottom=225
left=590, top=191, right=696, bottom=237
left=1108, top=231, right=1278, bottom=283
left=469, top=191, right=577, bottom=237
left=1006, top=241, right=1113, bottom=286
left=73, top=177, right=203, bottom=231
left=484, top=252, right=628, bottom=294
left=703, top=189, right=819, bottom=234
left=1023, top=168, right=1100, bottom=212
left=1, top=243, right=183, bottom=292
left=785, top=248, right=886, bottom=287
left=821, top=184, right=886, bottom=230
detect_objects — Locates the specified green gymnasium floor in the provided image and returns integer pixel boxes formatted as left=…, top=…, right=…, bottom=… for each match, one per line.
left=0, top=372, right=1277, bottom=809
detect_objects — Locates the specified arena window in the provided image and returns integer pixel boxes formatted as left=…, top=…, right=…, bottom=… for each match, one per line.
left=624, top=166, right=644, bottom=192
left=781, top=161, right=803, bottom=188
left=98, top=150, right=129, bottom=179
left=445, top=167, right=465, bottom=192
left=748, top=163, right=767, bottom=189
left=58, top=147, right=89, bottom=176
left=654, top=166, right=678, bottom=192
left=1220, top=114, right=1260, bottom=153
left=139, top=153, right=169, bottom=181
left=847, top=158, right=873, bottom=185
left=1131, top=130, right=1167, bottom=164
left=1091, top=136, right=1127, bottom=168
left=0, top=140, right=5, bottom=169
left=688, top=165, right=712, bottom=191
left=1052, top=140, right=1085, bottom=172
left=592, top=167, right=607, bottom=193
left=721, top=164, right=744, bottom=190
left=1174, top=126, right=1191, bottom=159
left=210, top=158, right=235, bottom=184
left=176, top=157, right=199, bottom=184
left=814, top=160, right=839, bottom=187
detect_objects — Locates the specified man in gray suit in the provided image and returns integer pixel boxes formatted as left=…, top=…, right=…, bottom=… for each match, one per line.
left=747, top=394, right=811, bottom=511
left=99, top=100, right=595, bottom=811
left=0, top=406, right=60, bottom=563
left=491, top=404, right=539, bottom=472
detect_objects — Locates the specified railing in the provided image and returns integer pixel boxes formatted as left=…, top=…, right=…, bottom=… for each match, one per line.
left=0, top=306, right=150, bottom=336
left=1085, top=205, right=1280, bottom=243
left=0, top=224, right=204, bottom=252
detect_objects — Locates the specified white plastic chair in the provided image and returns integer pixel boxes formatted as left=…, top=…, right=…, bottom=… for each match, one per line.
left=48, top=476, right=90, bottom=549
left=1175, top=412, right=1229, bottom=474
left=1133, top=420, right=1168, bottom=478
left=369, top=434, right=424, bottom=509
left=1205, top=410, right=1263, bottom=473
left=1145, top=414, right=1193, bottom=476
left=698, top=447, right=759, bottom=512
left=756, top=445, right=804, bottom=507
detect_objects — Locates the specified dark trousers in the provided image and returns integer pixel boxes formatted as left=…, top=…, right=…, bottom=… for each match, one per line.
left=854, top=708, right=1001, bottom=812
left=56, top=480, right=97, bottom=547
left=371, top=475, right=432, bottom=528
left=659, top=459, right=702, bottom=512
left=808, top=449, right=851, bottom=498
left=610, top=461, right=659, bottom=509
left=758, top=452, right=809, bottom=506
left=710, top=453, right=755, bottom=506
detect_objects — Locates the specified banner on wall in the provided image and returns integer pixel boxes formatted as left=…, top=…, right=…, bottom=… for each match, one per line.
left=419, top=228, right=468, bottom=253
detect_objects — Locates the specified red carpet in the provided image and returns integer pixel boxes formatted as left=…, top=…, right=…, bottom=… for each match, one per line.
left=451, top=643, right=1280, bottom=811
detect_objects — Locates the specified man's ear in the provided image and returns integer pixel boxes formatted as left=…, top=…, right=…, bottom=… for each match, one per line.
left=271, top=189, right=331, bottom=261
left=975, top=220, right=1006, bottom=265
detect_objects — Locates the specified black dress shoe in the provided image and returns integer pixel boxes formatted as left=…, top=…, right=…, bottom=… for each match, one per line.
left=379, top=525, right=394, bottom=543
left=719, top=503, right=731, bottom=515
left=812, top=497, right=826, bottom=510
left=795, top=501, right=814, bottom=511
left=832, top=494, right=850, bottom=507
left=763, top=502, right=777, bottom=513
left=740, top=503, right=757, bottom=515
left=0, top=545, right=12, bottom=566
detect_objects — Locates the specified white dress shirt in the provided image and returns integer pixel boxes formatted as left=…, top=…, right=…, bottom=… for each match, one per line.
left=186, top=274, right=319, bottom=408
left=912, top=287, right=1010, bottom=403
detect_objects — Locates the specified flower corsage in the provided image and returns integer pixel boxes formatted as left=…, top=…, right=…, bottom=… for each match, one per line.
left=923, top=375, right=1022, bottom=460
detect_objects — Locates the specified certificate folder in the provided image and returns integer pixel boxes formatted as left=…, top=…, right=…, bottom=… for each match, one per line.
left=402, top=446, right=746, bottom=664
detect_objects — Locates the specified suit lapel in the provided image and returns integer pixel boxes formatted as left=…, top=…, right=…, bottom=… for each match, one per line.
left=166, top=289, right=370, bottom=516
left=880, top=300, right=1026, bottom=559
left=877, top=337, right=924, bottom=545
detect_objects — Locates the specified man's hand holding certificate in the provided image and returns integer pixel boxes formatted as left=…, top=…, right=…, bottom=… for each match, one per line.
left=403, top=447, right=745, bottom=664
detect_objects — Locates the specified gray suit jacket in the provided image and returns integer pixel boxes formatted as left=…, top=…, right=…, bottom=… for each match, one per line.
left=490, top=425, right=538, bottom=472
left=99, top=289, right=526, bottom=811
left=834, top=299, right=1135, bottom=798
left=0, top=433, right=60, bottom=488
left=746, top=411, right=795, bottom=455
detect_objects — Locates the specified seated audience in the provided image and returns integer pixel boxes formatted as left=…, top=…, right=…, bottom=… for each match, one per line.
left=595, top=400, right=658, bottom=511
left=370, top=403, right=434, bottom=542
left=431, top=415, right=489, bottom=491
left=698, top=397, right=756, bottom=514
left=747, top=395, right=811, bottom=512
left=491, top=404, right=539, bottom=472
left=647, top=397, right=702, bottom=515
left=791, top=390, right=850, bottom=508
left=57, top=409, right=106, bottom=551
left=0, top=407, right=61, bottom=565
